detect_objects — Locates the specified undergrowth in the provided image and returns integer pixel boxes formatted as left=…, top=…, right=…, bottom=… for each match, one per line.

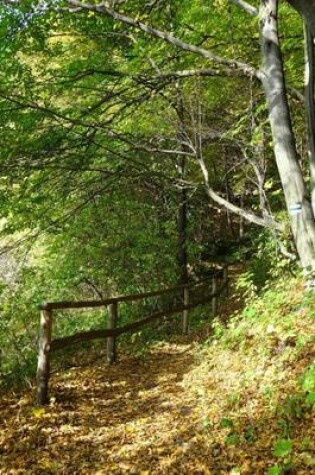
left=186, top=273, right=315, bottom=474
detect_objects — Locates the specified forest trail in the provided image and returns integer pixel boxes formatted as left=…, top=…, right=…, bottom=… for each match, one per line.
left=1, top=325, right=314, bottom=475
left=1, top=269, right=314, bottom=475
left=0, top=338, right=212, bottom=475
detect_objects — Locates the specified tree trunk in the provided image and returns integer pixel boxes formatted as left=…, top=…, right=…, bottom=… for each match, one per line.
left=260, top=0, right=315, bottom=272
left=177, top=90, right=189, bottom=285
left=304, top=25, right=315, bottom=211
left=177, top=169, right=188, bottom=284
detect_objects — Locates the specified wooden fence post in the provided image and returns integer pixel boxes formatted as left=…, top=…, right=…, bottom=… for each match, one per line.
left=212, top=275, right=217, bottom=317
left=182, top=286, right=189, bottom=334
left=37, top=309, right=52, bottom=406
left=107, top=302, right=118, bottom=364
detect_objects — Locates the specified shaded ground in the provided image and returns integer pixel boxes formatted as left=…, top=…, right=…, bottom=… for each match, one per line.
left=0, top=341, right=209, bottom=475
left=0, top=332, right=314, bottom=474
left=1, top=274, right=314, bottom=474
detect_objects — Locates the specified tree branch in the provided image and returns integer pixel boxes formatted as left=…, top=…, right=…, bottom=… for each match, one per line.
left=155, top=67, right=261, bottom=80
left=65, top=1, right=260, bottom=78
left=198, top=156, right=284, bottom=232
left=229, top=0, right=258, bottom=16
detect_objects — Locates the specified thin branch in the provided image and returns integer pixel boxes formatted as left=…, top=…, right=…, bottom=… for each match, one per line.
left=229, top=0, right=258, bottom=16
left=287, top=85, right=305, bottom=103
left=198, top=155, right=284, bottom=232
left=65, top=1, right=260, bottom=78
left=155, top=67, right=260, bottom=80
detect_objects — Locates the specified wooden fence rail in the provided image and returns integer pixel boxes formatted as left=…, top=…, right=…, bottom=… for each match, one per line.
left=39, top=274, right=220, bottom=311
left=37, top=267, right=228, bottom=405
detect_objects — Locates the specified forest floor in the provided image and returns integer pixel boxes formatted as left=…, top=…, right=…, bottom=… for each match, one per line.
left=0, top=279, right=315, bottom=474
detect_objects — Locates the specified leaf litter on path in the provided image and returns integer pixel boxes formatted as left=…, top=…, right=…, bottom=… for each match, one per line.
left=0, top=283, right=314, bottom=474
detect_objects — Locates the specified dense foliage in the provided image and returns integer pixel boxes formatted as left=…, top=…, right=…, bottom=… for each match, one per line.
left=0, top=0, right=314, bottom=386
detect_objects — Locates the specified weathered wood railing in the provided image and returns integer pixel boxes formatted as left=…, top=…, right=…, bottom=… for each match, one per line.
left=37, top=266, right=228, bottom=405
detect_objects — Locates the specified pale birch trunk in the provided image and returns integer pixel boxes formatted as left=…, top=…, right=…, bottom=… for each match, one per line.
left=260, top=0, right=315, bottom=272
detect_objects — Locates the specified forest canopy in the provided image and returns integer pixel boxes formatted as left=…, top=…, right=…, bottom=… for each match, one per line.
left=0, top=0, right=315, bottom=386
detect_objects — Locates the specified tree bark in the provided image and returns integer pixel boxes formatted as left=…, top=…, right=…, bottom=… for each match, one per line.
left=260, top=0, right=315, bottom=272
left=304, top=25, right=315, bottom=211
left=176, top=91, right=189, bottom=286
left=177, top=158, right=188, bottom=284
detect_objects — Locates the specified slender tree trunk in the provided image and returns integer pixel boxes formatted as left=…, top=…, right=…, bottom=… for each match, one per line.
left=177, top=156, right=188, bottom=284
left=304, top=25, right=315, bottom=210
left=224, top=150, right=235, bottom=237
left=176, top=89, right=189, bottom=285
left=260, top=0, right=315, bottom=272
left=239, top=192, right=245, bottom=239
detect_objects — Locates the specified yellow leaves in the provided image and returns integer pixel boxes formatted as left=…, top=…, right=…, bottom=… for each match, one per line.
left=213, top=0, right=228, bottom=9
left=300, top=451, right=315, bottom=467
left=32, top=407, right=46, bottom=419
left=17, top=395, right=32, bottom=407
left=2, top=310, right=315, bottom=475
left=131, top=331, right=142, bottom=343
left=229, top=468, right=241, bottom=475
left=39, top=458, right=55, bottom=470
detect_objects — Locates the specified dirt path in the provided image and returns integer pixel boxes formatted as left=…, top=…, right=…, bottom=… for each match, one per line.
left=0, top=340, right=211, bottom=475
left=1, top=329, right=314, bottom=474
left=1, top=269, right=314, bottom=475
left=0, top=266, right=243, bottom=475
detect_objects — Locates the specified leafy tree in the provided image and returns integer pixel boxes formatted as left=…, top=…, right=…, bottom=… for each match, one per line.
left=40, top=0, right=314, bottom=274
left=1, top=0, right=315, bottom=276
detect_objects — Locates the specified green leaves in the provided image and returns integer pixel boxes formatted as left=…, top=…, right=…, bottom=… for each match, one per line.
left=272, top=438, right=293, bottom=458
left=269, top=439, right=293, bottom=475
left=300, top=363, right=315, bottom=407
left=301, top=363, right=315, bottom=392
left=219, top=417, right=234, bottom=429
left=267, top=465, right=282, bottom=475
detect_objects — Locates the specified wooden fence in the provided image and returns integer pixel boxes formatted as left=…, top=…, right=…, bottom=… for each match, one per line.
left=37, top=266, right=228, bottom=405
